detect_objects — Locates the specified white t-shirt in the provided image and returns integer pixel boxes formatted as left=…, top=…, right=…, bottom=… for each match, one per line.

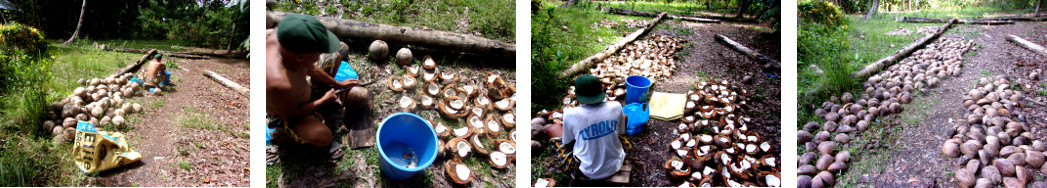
left=562, top=101, right=626, bottom=180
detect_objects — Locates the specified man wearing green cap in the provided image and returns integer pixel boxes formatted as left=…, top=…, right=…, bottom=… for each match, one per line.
left=548, top=74, right=629, bottom=181
left=266, top=13, right=364, bottom=154
left=139, top=53, right=171, bottom=89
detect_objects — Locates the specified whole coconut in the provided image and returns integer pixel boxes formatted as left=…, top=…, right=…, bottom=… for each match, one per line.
left=982, top=166, right=1002, bottom=184
left=112, top=116, right=125, bottom=126
left=995, top=159, right=1016, bottom=176
left=943, top=141, right=960, bottom=158
left=798, top=175, right=813, bottom=188
left=957, top=168, right=976, bottom=188
left=1028, top=151, right=1047, bottom=168
left=368, top=40, right=389, bottom=60
left=815, top=171, right=834, bottom=186
left=816, top=154, right=833, bottom=170
left=798, top=164, right=818, bottom=175
left=395, top=48, right=413, bottom=66
left=836, top=151, right=851, bottom=163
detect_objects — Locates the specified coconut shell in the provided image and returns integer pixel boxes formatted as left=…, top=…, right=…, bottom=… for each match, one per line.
left=387, top=77, right=404, bottom=92
left=499, top=112, right=516, bottom=129
left=957, top=168, right=976, bottom=188
left=484, top=115, right=502, bottom=137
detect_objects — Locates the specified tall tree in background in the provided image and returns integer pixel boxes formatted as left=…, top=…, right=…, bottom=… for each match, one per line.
left=61, top=0, right=86, bottom=46
left=737, top=0, right=751, bottom=18
left=863, top=0, right=880, bottom=20
left=1037, top=0, right=1043, bottom=17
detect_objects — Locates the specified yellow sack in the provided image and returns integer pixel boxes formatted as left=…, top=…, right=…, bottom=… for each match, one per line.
left=72, top=121, right=142, bottom=175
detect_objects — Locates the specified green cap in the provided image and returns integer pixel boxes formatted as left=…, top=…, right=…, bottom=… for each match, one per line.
left=153, top=54, right=162, bottom=60
left=277, top=14, right=340, bottom=54
left=574, top=74, right=605, bottom=104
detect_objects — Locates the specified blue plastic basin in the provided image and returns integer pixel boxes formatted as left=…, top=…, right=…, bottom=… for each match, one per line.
left=376, top=113, right=438, bottom=180
left=625, top=75, right=652, bottom=104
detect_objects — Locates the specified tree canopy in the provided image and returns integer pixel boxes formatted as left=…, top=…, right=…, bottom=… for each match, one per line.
left=0, top=0, right=248, bottom=50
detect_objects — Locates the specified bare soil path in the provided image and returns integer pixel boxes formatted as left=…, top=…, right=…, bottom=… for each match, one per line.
left=93, top=57, right=250, bottom=187
left=841, top=22, right=1047, bottom=187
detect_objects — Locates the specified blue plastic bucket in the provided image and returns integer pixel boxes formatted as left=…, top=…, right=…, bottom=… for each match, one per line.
left=625, top=75, right=652, bottom=104
left=623, top=103, right=650, bottom=135
left=376, top=113, right=438, bottom=180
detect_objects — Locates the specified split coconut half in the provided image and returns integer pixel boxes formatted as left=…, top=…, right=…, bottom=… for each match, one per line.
left=450, top=126, right=474, bottom=138
left=485, top=115, right=502, bottom=136
left=388, top=77, right=404, bottom=92
left=424, top=81, right=441, bottom=96
left=401, top=76, right=417, bottom=89
left=471, top=134, right=491, bottom=155
left=493, top=99, right=514, bottom=111
left=433, top=121, right=451, bottom=138
left=422, top=55, right=437, bottom=70
left=445, top=160, right=473, bottom=184
left=446, top=137, right=472, bottom=160
left=398, top=95, right=416, bottom=112
left=406, top=65, right=421, bottom=77
left=419, top=95, right=436, bottom=109
left=500, top=112, right=516, bottom=129
left=487, top=151, right=510, bottom=169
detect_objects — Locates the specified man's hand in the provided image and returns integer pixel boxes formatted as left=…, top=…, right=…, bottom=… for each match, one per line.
left=320, top=89, right=338, bottom=104
left=337, top=79, right=361, bottom=88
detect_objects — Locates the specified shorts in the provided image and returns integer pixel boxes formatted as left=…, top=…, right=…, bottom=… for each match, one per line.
left=267, top=112, right=325, bottom=144
left=552, top=134, right=632, bottom=178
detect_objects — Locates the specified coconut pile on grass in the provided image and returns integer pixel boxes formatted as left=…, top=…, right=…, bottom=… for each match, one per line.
left=796, top=37, right=974, bottom=187
left=43, top=73, right=146, bottom=141
left=587, top=34, right=684, bottom=101
left=381, top=49, right=517, bottom=185
left=942, top=76, right=1046, bottom=188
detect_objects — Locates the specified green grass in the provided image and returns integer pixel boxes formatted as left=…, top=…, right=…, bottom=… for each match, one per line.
left=835, top=121, right=901, bottom=187
left=892, top=6, right=1037, bottom=19
left=531, top=0, right=645, bottom=112
left=272, top=0, right=515, bottom=42
left=149, top=99, right=165, bottom=109
left=601, top=1, right=721, bottom=16
left=178, top=160, right=192, bottom=171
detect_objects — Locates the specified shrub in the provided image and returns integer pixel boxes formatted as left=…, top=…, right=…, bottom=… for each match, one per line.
left=798, top=0, right=847, bottom=28
left=0, top=23, right=54, bottom=135
left=0, top=23, right=48, bottom=56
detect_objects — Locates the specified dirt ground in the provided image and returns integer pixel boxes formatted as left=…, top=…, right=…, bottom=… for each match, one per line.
left=841, top=22, right=1047, bottom=187
left=265, top=40, right=517, bottom=188
left=533, top=19, right=781, bottom=186
left=89, top=57, right=251, bottom=186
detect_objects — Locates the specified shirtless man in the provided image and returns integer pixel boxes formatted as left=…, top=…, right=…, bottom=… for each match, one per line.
left=266, top=14, right=364, bottom=149
left=140, top=54, right=170, bottom=88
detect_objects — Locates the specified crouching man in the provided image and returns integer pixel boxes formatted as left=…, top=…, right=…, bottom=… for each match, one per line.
left=265, top=14, right=366, bottom=158
left=542, top=74, right=632, bottom=182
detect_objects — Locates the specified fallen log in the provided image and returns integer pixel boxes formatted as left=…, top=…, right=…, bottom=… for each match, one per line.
left=714, top=34, right=779, bottom=71
left=898, top=16, right=1014, bottom=25
left=203, top=70, right=249, bottom=97
left=111, top=49, right=158, bottom=78
left=854, top=18, right=956, bottom=78
left=559, top=12, right=667, bottom=78
left=1007, top=34, right=1047, bottom=58
left=606, top=7, right=720, bottom=23
left=96, top=45, right=222, bottom=59
left=265, top=11, right=515, bottom=59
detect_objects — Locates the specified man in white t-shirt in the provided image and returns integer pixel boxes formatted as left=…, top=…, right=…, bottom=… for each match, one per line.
left=557, top=74, right=628, bottom=180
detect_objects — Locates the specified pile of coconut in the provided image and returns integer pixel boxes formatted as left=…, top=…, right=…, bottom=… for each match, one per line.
left=591, top=19, right=620, bottom=29
left=796, top=37, right=974, bottom=187
left=380, top=48, right=517, bottom=185
left=622, top=19, right=651, bottom=28
left=42, top=73, right=146, bottom=141
left=588, top=34, right=684, bottom=100
left=941, top=76, right=1046, bottom=187
left=663, top=78, right=779, bottom=187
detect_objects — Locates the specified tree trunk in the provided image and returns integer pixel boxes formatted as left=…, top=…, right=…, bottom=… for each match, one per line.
left=61, top=0, right=87, bottom=46
left=735, top=0, right=749, bottom=19
left=226, top=22, right=237, bottom=54
left=266, top=11, right=515, bottom=59
left=1037, top=0, right=1043, bottom=17
left=112, top=49, right=158, bottom=78
left=863, top=0, right=880, bottom=20
left=559, top=13, right=667, bottom=78
left=854, top=18, right=956, bottom=78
